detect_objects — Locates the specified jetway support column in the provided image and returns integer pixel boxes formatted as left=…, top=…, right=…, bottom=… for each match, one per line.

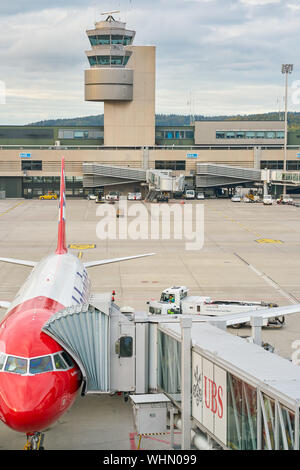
left=251, top=316, right=263, bottom=346
left=180, top=317, right=192, bottom=450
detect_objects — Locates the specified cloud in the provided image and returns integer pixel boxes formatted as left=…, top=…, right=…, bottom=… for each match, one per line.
left=240, top=0, right=281, bottom=5
left=0, top=0, right=299, bottom=124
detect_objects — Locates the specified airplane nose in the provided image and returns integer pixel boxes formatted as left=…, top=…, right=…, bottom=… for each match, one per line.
left=0, top=372, right=77, bottom=433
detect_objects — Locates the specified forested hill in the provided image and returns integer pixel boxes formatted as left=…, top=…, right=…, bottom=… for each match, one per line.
left=28, top=112, right=300, bottom=127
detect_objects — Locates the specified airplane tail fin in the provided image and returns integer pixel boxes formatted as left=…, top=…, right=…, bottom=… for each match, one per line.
left=55, top=157, right=67, bottom=255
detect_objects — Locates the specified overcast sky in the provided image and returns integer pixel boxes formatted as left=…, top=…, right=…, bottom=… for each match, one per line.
left=0, top=0, right=299, bottom=124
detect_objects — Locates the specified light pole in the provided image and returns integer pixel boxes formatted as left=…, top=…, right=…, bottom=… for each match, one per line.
left=281, top=64, right=293, bottom=196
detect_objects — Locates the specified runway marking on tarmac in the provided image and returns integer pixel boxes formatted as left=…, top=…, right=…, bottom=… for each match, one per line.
left=234, top=252, right=299, bottom=304
left=69, top=244, right=96, bottom=250
left=0, top=201, right=26, bottom=217
left=210, top=208, right=284, bottom=242
left=256, top=239, right=283, bottom=244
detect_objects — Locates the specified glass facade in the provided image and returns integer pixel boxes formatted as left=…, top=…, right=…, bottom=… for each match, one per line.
left=21, top=160, right=42, bottom=171
left=227, top=374, right=257, bottom=450
left=88, top=35, right=133, bottom=46
left=58, top=129, right=103, bottom=140
left=157, top=329, right=300, bottom=450
left=155, top=160, right=186, bottom=171
left=88, top=55, right=129, bottom=67
left=157, top=331, right=181, bottom=404
left=0, top=128, right=54, bottom=140
left=158, top=130, right=194, bottom=140
left=22, top=176, right=83, bottom=198
left=216, top=130, right=284, bottom=140
left=261, top=160, right=300, bottom=170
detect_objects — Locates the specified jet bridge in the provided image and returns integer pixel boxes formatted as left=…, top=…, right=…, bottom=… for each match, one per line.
left=42, top=295, right=300, bottom=450
left=42, top=293, right=137, bottom=394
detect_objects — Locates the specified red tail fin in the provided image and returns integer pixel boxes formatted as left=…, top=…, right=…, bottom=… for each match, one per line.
left=55, top=157, right=67, bottom=255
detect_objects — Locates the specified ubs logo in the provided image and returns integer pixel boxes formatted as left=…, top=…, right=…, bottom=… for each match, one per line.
left=204, top=376, right=224, bottom=419
left=193, top=365, right=202, bottom=407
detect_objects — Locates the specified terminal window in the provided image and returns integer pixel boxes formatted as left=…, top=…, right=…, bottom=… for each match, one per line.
left=261, top=160, right=300, bottom=170
left=58, top=129, right=103, bottom=140
left=21, top=160, right=42, bottom=171
left=163, top=130, right=194, bottom=140
left=155, top=160, right=186, bottom=170
left=216, top=130, right=284, bottom=140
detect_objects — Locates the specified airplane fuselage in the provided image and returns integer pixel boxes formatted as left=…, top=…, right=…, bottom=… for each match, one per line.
left=0, top=252, right=89, bottom=432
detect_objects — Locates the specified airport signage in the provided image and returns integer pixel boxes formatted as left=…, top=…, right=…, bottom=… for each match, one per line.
left=19, top=153, right=31, bottom=158
left=192, top=352, right=227, bottom=445
left=186, top=153, right=198, bottom=159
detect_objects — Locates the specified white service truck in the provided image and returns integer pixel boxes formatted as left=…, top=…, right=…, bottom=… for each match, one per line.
left=147, top=286, right=284, bottom=327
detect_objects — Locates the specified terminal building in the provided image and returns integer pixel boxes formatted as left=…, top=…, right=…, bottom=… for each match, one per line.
left=1, top=14, right=300, bottom=198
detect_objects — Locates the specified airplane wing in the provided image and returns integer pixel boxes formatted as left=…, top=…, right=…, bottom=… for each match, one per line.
left=84, top=253, right=155, bottom=268
left=0, top=257, right=37, bottom=268
left=213, top=304, right=300, bottom=327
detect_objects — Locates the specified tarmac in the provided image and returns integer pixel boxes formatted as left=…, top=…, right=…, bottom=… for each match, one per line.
left=0, top=197, right=300, bottom=450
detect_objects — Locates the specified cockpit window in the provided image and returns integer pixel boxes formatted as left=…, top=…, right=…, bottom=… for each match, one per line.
left=29, top=356, right=53, bottom=375
left=54, top=353, right=67, bottom=370
left=61, top=351, right=74, bottom=368
left=0, top=353, right=6, bottom=370
left=5, top=356, right=27, bottom=375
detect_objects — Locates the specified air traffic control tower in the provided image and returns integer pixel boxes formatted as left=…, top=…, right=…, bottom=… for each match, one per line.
left=85, top=13, right=156, bottom=147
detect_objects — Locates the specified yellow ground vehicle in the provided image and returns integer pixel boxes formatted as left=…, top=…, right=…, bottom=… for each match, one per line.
left=39, top=192, right=58, bottom=200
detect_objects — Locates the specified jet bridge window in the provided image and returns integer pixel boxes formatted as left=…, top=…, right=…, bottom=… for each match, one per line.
left=29, top=356, right=53, bottom=375
left=5, top=356, right=27, bottom=375
left=116, top=336, right=133, bottom=357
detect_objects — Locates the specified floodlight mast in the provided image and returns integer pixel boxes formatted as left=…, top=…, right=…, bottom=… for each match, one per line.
left=281, top=64, right=293, bottom=196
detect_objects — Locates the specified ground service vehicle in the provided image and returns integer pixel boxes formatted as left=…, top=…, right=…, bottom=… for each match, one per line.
left=185, top=189, right=195, bottom=199
left=231, top=195, right=241, bottom=202
left=39, top=192, right=58, bottom=200
left=263, top=195, right=273, bottom=205
left=106, top=191, right=119, bottom=201
left=147, top=286, right=284, bottom=327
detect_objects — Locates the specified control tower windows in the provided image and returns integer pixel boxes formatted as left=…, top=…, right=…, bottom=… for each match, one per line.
left=88, top=56, right=110, bottom=66
left=88, top=56, right=97, bottom=66
left=256, top=132, right=265, bottom=139
left=216, top=131, right=225, bottom=139
left=88, top=35, right=133, bottom=46
left=123, top=36, right=132, bottom=46
left=98, top=56, right=110, bottom=65
left=111, top=56, right=123, bottom=66
left=266, top=131, right=275, bottom=138
left=245, top=132, right=256, bottom=139
left=236, top=131, right=245, bottom=139
left=89, top=35, right=110, bottom=46
left=226, top=132, right=235, bottom=139
left=111, top=35, right=123, bottom=44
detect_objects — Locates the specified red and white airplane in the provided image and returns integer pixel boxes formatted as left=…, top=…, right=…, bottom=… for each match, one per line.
left=0, top=158, right=154, bottom=449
